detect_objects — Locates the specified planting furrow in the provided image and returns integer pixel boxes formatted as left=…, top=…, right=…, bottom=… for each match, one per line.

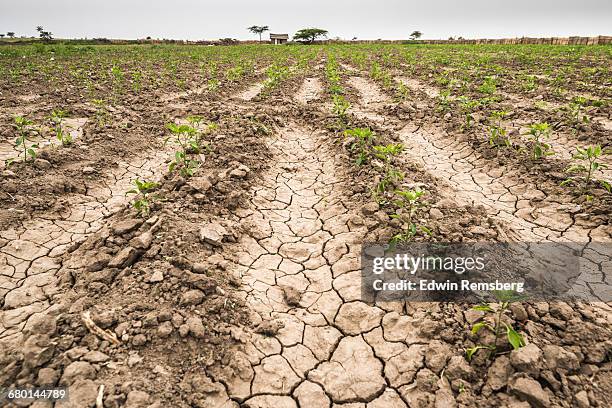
left=295, top=77, right=322, bottom=105
left=346, top=75, right=609, bottom=243
left=0, top=148, right=170, bottom=341
left=205, top=120, right=419, bottom=406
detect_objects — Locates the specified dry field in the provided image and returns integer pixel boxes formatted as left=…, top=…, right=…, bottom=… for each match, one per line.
left=0, top=43, right=611, bottom=407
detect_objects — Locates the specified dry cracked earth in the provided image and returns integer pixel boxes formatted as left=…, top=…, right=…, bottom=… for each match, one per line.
left=1, top=58, right=611, bottom=408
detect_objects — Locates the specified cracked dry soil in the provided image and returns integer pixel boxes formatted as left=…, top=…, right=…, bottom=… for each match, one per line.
left=1, top=58, right=611, bottom=408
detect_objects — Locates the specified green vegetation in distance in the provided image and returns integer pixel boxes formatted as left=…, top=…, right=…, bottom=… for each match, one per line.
left=293, top=28, right=328, bottom=44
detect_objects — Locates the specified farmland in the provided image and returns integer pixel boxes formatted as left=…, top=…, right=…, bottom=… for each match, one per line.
left=0, top=43, right=611, bottom=407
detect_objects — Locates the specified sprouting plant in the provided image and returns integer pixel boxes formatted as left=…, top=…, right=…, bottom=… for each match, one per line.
left=207, top=78, right=220, bottom=92
left=165, top=122, right=201, bottom=177
left=8, top=116, right=39, bottom=165
left=373, top=143, right=404, bottom=193
left=458, top=96, right=480, bottom=130
left=395, top=81, right=410, bottom=102
left=478, top=76, right=497, bottom=95
left=110, top=64, right=124, bottom=99
left=466, top=290, right=527, bottom=361
left=488, top=110, right=511, bottom=147
left=436, top=90, right=452, bottom=113
left=566, top=96, right=590, bottom=133
left=225, top=66, right=244, bottom=82
left=131, top=70, right=143, bottom=92
left=186, top=115, right=217, bottom=149
left=344, top=127, right=375, bottom=165
left=332, top=94, right=350, bottom=123
left=390, top=189, right=431, bottom=244
left=525, top=123, right=554, bottom=160
left=126, top=179, right=159, bottom=216
left=561, top=145, right=611, bottom=199
left=49, top=109, right=72, bottom=146
left=520, top=74, right=537, bottom=92
left=263, top=64, right=290, bottom=93
left=92, top=99, right=109, bottom=126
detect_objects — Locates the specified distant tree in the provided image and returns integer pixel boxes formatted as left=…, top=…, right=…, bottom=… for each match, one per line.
left=247, top=25, right=269, bottom=42
left=410, top=31, right=422, bottom=41
left=36, top=25, right=53, bottom=42
left=351, top=37, right=357, bottom=41
left=293, top=28, right=328, bottom=44
left=7, top=32, right=15, bottom=38
left=0, top=34, right=5, bottom=39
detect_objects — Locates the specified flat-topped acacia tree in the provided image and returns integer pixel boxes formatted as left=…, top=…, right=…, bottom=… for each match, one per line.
left=294, top=28, right=328, bottom=44
left=247, top=25, right=270, bottom=43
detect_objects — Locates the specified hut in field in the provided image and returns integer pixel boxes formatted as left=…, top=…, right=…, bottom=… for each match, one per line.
left=270, top=33, right=289, bottom=45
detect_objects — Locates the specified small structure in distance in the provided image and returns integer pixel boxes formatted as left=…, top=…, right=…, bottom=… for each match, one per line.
left=270, top=33, right=289, bottom=45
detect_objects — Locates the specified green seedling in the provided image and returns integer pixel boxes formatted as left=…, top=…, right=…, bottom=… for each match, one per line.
left=525, top=123, right=554, bottom=160
left=8, top=116, right=39, bottom=165
left=165, top=122, right=201, bottom=177
left=488, top=110, right=511, bottom=147
left=92, top=99, right=109, bottom=126
left=264, top=64, right=290, bottom=92
left=390, top=189, right=431, bottom=244
left=186, top=115, right=217, bottom=149
left=395, top=81, right=410, bottom=102
left=466, top=290, right=527, bottom=361
left=49, top=109, right=72, bottom=146
left=207, top=78, right=220, bottom=92
left=561, top=145, right=611, bottom=199
left=436, top=90, right=452, bottom=113
left=458, top=96, right=480, bottom=130
left=344, top=127, right=375, bottom=165
left=373, top=143, right=404, bottom=193
left=126, top=179, right=159, bottom=216
left=332, top=94, right=350, bottom=122
left=478, top=76, right=497, bottom=95
left=566, top=96, right=590, bottom=134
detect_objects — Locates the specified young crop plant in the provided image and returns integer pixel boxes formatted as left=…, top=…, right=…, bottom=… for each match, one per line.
left=373, top=143, right=404, bottom=194
left=525, top=123, right=554, bottom=160
left=207, top=78, right=220, bottom=92
left=165, top=122, right=202, bottom=177
left=520, top=74, right=537, bottom=92
left=390, top=189, right=431, bottom=244
left=566, top=96, right=590, bottom=134
left=394, top=81, right=410, bottom=102
left=263, top=63, right=290, bottom=93
left=488, top=110, right=511, bottom=147
left=92, top=99, right=109, bottom=126
left=186, top=115, right=217, bottom=150
left=225, top=66, right=244, bottom=82
left=344, top=127, right=375, bottom=165
left=458, top=96, right=480, bottom=130
left=131, top=70, right=143, bottom=92
left=332, top=94, right=350, bottom=124
left=8, top=116, right=39, bottom=165
left=49, top=109, right=72, bottom=146
left=126, top=179, right=159, bottom=216
left=466, top=290, right=527, bottom=361
left=478, top=76, right=497, bottom=95
left=561, top=145, right=611, bottom=199
left=436, top=90, right=452, bottom=113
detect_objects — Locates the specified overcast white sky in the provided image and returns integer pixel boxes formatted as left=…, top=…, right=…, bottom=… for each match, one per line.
left=0, top=0, right=610, bottom=40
